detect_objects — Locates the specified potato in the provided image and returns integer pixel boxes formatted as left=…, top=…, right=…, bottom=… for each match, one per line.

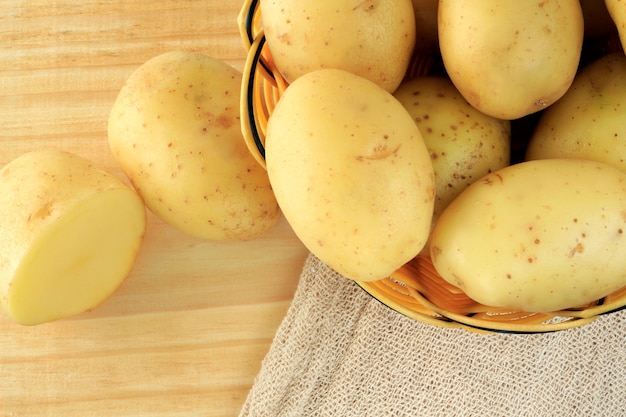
left=430, top=159, right=626, bottom=313
left=526, top=53, right=626, bottom=172
left=261, top=0, right=416, bottom=93
left=0, top=150, right=146, bottom=325
left=108, top=51, right=280, bottom=240
left=394, top=76, right=511, bottom=228
left=438, top=0, right=584, bottom=119
left=265, top=69, right=435, bottom=282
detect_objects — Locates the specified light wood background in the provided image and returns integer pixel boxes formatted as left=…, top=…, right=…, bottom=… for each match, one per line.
left=0, top=1, right=309, bottom=415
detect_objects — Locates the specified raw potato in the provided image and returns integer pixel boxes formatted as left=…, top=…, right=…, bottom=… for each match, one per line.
left=261, top=0, right=416, bottom=93
left=526, top=53, right=626, bottom=173
left=0, top=150, right=146, bottom=325
left=108, top=51, right=280, bottom=240
left=430, top=159, right=626, bottom=313
left=438, top=0, right=584, bottom=119
left=266, top=69, right=435, bottom=282
left=394, top=76, right=510, bottom=227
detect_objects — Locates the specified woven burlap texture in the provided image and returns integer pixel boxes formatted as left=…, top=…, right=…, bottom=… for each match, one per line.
left=239, top=254, right=626, bottom=417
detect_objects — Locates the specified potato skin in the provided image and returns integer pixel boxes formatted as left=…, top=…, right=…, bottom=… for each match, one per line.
left=266, top=69, right=435, bottom=282
left=0, top=150, right=146, bottom=325
left=0, top=150, right=141, bottom=261
left=438, top=0, right=583, bottom=119
left=526, top=53, right=626, bottom=173
left=394, top=76, right=510, bottom=226
left=108, top=51, right=280, bottom=240
left=430, top=159, right=626, bottom=312
left=261, top=0, right=416, bottom=93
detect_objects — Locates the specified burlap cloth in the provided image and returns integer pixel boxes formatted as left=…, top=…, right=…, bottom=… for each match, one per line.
left=239, top=253, right=626, bottom=417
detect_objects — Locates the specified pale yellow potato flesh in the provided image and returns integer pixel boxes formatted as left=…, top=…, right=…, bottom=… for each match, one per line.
left=0, top=151, right=146, bottom=325
left=8, top=190, right=145, bottom=325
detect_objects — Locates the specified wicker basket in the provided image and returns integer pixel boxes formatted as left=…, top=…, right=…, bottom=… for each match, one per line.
left=236, top=0, right=626, bottom=333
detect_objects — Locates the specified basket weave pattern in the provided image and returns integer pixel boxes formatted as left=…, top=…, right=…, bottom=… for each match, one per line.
left=236, top=0, right=626, bottom=333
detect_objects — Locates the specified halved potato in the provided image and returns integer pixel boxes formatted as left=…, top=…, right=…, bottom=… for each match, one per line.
left=0, top=150, right=146, bottom=325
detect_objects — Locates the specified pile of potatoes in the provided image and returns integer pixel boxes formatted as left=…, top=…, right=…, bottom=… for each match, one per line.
left=259, top=0, right=626, bottom=313
left=3, top=0, right=626, bottom=326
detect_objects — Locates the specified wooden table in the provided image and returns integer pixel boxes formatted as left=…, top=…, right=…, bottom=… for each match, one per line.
left=0, top=1, right=309, bottom=415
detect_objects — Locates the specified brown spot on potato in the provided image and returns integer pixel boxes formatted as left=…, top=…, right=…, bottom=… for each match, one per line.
left=482, top=172, right=503, bottom=185
left=568, top=243, right=584, bottom=258
left=450, top=273, right=464, bottom=289
left=217, top=113, right=234, bottom=129
left=430, top=246, right=441, bottom=261
left=28, top=202, right=54, bottom=222
left=357, top=144, right=401, bottom=161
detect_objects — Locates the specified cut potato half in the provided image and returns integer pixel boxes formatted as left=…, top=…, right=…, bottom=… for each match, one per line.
left=0, top=150, right=146, bottom=325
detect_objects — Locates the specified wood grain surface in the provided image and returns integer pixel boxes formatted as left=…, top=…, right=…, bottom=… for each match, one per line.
left=0, top=1, right=309, bottom=415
